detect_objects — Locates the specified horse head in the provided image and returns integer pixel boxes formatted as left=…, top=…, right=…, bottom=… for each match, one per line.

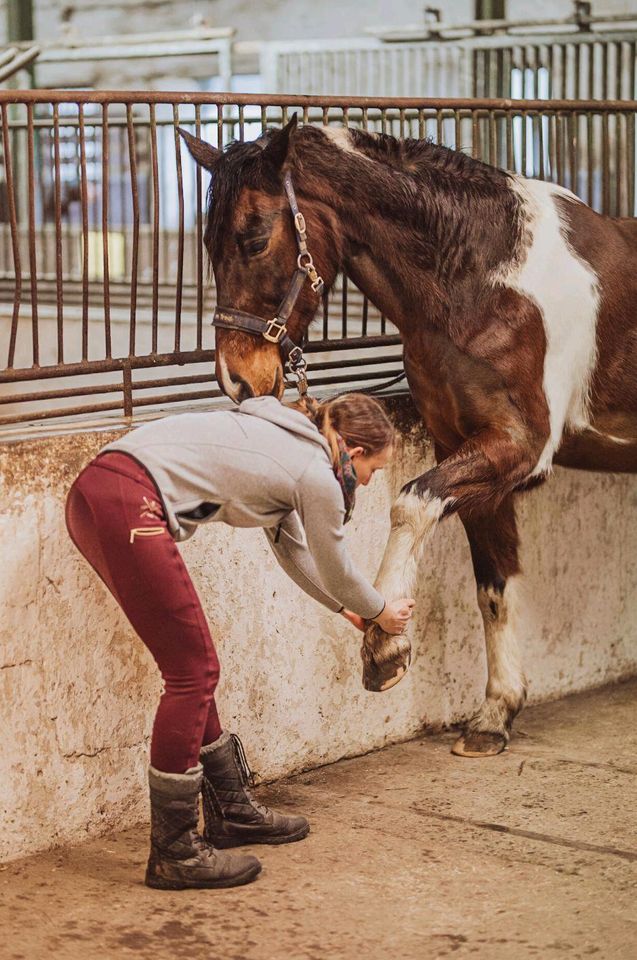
left=180, top=116, right=341, bottom=401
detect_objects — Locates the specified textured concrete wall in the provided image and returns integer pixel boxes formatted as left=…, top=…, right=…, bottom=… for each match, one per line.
left=1, top=397, right=637, bottom=863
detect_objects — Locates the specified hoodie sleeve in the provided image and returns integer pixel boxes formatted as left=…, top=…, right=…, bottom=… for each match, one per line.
left=293, top=456, right=385, bottom=620
left=264, top=513, right=343, bottom=613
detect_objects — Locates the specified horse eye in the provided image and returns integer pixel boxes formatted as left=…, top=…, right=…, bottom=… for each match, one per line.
left=245, top=238, right=269, bottom=256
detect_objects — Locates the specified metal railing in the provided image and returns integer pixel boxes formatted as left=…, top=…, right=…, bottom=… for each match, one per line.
left=0, top=90, right=636, bottom=434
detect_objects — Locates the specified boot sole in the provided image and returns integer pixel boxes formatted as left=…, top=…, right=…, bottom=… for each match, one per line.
left=207, top=823, right=311, bottom=848
left=144, top=861, right=261, bottom=890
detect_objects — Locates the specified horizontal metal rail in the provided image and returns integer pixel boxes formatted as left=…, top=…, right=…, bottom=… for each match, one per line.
left=0, top=91, right=635, bottom=434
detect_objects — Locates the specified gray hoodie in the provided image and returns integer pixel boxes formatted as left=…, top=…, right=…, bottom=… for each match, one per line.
left=103, top=396, right=384, bottom=619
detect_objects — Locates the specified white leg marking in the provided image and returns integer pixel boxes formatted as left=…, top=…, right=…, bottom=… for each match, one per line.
left=472, top=575, right=527, bottom=732
left=374, top=490, right=451, bottom=600
left=495, top=179, right=600, bottom=476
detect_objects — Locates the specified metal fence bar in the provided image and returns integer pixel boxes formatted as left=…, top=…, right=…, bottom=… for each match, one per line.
left=0, top=92, right=635, bottom=432
left=126, top=103, right=140, bottom=357
left=26, top=102, right=38, bottom=366
left=101, top=103, right=112, bottom=358
left=2, top=102, right=21, bottom=369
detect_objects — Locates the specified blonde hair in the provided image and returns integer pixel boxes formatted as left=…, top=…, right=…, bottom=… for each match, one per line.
left=289, top=393, right=395, bottom=467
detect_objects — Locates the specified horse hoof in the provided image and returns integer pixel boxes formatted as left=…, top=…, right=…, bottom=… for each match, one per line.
left=363, top=663, right=408, bottom=693
left=451, top=731, right=507, bottom=758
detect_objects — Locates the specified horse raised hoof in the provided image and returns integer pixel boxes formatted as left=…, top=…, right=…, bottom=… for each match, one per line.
left=361, top=622, right=411, bottom=692
left=451, top=731, right=507, bottom=758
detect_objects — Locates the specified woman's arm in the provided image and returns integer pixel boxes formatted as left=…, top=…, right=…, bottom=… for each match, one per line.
left=263, top=513, right=343, bottom=613
left=294, top=459, right=385, bottom=621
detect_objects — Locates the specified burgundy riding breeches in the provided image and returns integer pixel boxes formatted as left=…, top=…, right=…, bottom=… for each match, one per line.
left=65, top=451, right=222, bottom=773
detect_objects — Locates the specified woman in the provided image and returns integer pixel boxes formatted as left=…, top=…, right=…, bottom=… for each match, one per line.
left=65, top=392, right=415, bottom=891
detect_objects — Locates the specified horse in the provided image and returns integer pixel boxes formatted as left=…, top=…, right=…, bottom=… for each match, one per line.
left=179, top=115, right=637, bottom=758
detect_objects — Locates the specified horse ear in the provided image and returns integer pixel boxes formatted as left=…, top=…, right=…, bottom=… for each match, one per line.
left=262, top=114, right=298, bottom=171
left=178, top=128, right=221, bottom=173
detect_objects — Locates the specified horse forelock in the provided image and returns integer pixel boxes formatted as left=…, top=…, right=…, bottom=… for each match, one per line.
left=203, top=133, right=280, bottom=260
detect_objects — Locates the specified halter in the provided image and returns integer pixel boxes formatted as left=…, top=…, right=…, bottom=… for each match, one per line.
left=212, top=170, right=324, bottom=397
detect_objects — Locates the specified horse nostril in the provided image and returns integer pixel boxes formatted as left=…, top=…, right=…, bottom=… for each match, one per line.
left=230, top=375, right=254, bottom=403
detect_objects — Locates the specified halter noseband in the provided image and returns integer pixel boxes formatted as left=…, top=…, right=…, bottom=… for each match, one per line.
left=212, top=170, right=324, bottom=397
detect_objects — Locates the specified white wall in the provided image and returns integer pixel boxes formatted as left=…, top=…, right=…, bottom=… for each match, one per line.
left=1, top=397, right=636, bottom=862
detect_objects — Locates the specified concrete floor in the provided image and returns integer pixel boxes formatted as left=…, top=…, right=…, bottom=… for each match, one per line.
left=1, top=681, right=636, bottom=960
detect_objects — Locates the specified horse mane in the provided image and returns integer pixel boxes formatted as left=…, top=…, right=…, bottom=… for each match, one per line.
left=203, top=124, right=520, bottom=282
left=346, top=127, right=512, bottom=195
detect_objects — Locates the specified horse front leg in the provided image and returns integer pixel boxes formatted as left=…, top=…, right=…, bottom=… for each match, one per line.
left=361, top=490, right=445, bottom=691
left=453, top=496, right=527, bottom=757
left=361, top=427, right=541, bottom=694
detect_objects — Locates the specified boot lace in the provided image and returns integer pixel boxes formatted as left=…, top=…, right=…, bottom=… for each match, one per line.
left=230, top=733, right=269, bottom=818
left=230, top=733, right=256, bottom=787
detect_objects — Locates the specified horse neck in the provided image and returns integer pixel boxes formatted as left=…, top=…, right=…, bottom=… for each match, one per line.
left=291, top=130, right=519, bottom=333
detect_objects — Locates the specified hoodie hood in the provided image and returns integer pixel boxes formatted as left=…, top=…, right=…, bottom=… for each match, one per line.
left=238, top=396, right=332, bottom=459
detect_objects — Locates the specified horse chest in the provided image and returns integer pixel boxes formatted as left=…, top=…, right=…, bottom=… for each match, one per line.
left=403, top=342, right=502, bottom=450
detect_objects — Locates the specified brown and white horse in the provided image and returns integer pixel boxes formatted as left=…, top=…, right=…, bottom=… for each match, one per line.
left=181, top=116, right=637, bottom=757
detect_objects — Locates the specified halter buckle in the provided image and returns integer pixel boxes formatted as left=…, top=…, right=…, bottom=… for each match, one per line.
left=263, top=318, right=287, bottom=343
left=294, top=212, right=307, bottom=236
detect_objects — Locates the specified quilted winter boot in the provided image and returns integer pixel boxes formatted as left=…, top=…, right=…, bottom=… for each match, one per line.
left=144, top=763, right=262, bottom=890
left=200, top=732, right=310, bottom=848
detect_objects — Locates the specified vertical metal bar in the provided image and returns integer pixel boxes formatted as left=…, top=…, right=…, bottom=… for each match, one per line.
left=26, top=102, right=38, bottom=366
left=587, top=111, right=594, bottom=206
left=322, top=288, right=329, bottom=340
left=101, top=104, right=111, bottom=359
left=173, top=102, right=185, bottom=352
left=436, top=108, right=443, bottom=147
left=568, top=111, right=576, bottom=194
left=36, top=118, right=48, bottom=279
left=2, top=103, right=21, bottom=368
left=238, top=103, right=245, bottom=142
left=362, top=295, right=368, bottom=337
left=472, top=110, right=479, bottom=159
left=488, top=109, right=496, bottom=166
left=538, top=108, right=545, bottom=182
left=602, top=40, right=608, bottom=100
left=627, top=111, right=635, bottom=217
left=126, top=103, right=140, bottom=357
left=602, top=111, right=610, bottom=215
left=555, top=112, right=564, bottom=187
left=574, top=42, right=581, bottom=101
left=194, top=103, right=203, bottom=351
left=52, top=103, right=64, bottom=363
left=341, top=274, right=347, bottom=339
left=260, top=104, right=267, bottom=135
left=217, top=101, right=223, bottom=150
left=122, top=361, right=133, bottom=419
left=119, top=122, right=128, bottom=281
left=521, top=108, right=528, bottom=177
left=506, top=110, right=513, bottom=171
left=78, top=103, right=89, bottom=360
left=149, top=103, right=160, bottom=354
left=616, top=110, right=623, bottom=217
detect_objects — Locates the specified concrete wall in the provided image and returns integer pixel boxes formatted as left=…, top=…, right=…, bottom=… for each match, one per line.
left=1, top=396, right=637, bottom=863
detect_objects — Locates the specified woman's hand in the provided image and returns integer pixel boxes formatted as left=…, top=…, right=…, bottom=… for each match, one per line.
left=340, top=608, right=366, bottom=632
left=373, top=598, right=415, bottom=635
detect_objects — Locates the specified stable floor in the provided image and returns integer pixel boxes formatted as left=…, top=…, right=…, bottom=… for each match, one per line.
left=2, top=680, right=636, bottom=960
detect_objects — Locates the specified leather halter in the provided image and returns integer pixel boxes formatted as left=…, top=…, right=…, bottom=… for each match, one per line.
left=212, top=170, right=324, bottom=397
